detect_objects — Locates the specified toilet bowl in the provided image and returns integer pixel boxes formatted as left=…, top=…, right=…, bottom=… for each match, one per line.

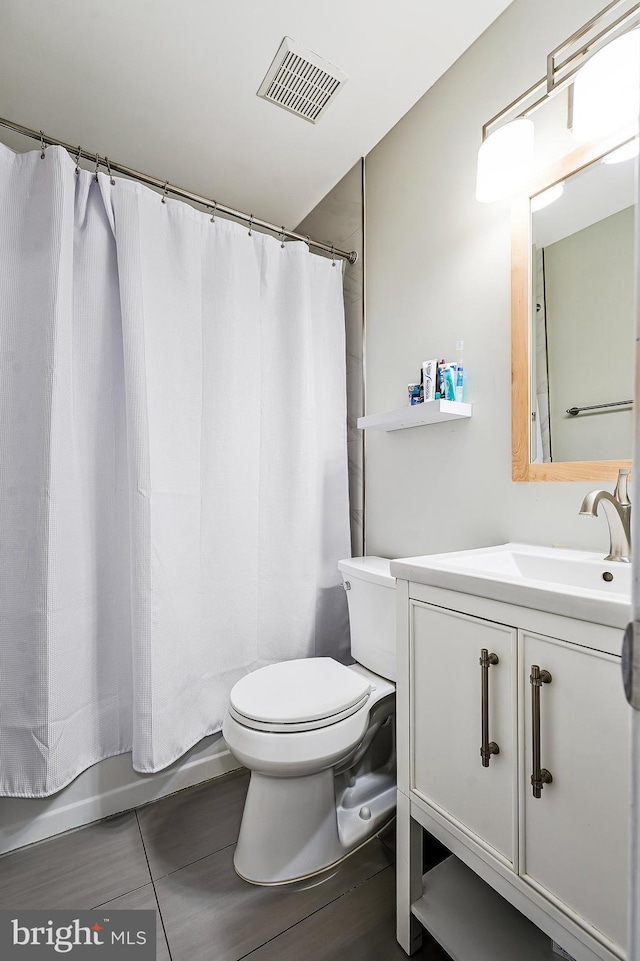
left=223, top=556, right=397, bottom=885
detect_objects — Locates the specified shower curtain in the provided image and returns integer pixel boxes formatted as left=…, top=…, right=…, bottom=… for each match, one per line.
left=0, top=144, right=351, bottom=797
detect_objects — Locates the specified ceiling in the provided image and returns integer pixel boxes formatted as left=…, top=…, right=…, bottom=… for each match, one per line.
left=0, top=0, right=513, bottom=229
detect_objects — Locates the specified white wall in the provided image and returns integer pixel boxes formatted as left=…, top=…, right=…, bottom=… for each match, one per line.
left=364, top=0, right=622, bottom=560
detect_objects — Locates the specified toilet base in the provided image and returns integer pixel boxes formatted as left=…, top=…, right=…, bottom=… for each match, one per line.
left=233, top=766, right=396, bottom=886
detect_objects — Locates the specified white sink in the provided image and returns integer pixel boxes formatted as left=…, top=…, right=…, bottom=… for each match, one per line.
left=390, top=543, right=631, bottom=629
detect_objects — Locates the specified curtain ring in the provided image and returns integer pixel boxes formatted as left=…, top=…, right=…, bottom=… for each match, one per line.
left=74, top=146, right=82, bottom=175
left=94, top=153, right=100, bottom=182
left=330, top=244, right=336, bottom=266
left=210, top=201, right=217, bottom=223
left=280, top=226, right=286, bottom=249
left=161, top=181, right=169, bottom=204
left=248, top=214, right=254, bottom=237
left=105, top=157, right=115, bottom=186
left=40, top=131, right=46, bottom=159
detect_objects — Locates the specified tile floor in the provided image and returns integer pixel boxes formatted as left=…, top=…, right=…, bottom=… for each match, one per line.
left=0, top=770, right=451, bottom=960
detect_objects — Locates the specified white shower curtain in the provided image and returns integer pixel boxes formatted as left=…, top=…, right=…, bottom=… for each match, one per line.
left=0, top=144, right=351, bottom=797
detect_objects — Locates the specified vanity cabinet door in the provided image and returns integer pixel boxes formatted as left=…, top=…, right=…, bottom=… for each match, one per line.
left=520, top=631, right=629, bottom=954
left=411, top=602, right=517, bottom=868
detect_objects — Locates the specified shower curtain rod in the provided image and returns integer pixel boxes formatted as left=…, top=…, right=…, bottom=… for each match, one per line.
left=0, top=115, right=358, bottom=265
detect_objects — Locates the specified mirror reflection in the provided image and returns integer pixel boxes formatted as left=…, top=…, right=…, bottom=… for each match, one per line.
left=530, top=145, right=636, bottom=464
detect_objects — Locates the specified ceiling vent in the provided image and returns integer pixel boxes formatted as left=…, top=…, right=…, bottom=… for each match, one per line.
left=257, top=37, right=348, bottom=124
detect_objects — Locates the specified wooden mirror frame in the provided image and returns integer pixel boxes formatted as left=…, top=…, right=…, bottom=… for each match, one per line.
left=511, top=125, right=636, bottom=482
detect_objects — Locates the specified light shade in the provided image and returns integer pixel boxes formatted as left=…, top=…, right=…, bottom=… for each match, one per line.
left=475, top=119, right=535, bottom=203
left=572, top=30, right=640, bottom=143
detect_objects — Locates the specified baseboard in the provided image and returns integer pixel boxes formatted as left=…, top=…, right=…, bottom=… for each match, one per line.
left=0, top=734, right=241, bottom=856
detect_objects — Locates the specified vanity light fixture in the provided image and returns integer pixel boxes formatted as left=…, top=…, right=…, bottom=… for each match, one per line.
left=530, top=182, right=564, bottom=212
left=475, top=119, right=534, bottom=202
left=476, top=0, right=640, bottom=203
left=572, top=29, right=640, bottom=143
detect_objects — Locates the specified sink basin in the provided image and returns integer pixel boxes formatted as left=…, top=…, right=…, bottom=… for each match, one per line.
left=390, top=543, right=631, bottom=629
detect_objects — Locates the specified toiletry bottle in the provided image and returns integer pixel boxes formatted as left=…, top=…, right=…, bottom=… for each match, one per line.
left=455, top=340, right=465, bottom=402
left=437, top=360, right=446, bottom=399
left=443, top=364, right=456, bottom=401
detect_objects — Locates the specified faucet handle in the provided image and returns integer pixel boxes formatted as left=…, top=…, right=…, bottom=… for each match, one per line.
left=615, top=468, right=631, bottom=506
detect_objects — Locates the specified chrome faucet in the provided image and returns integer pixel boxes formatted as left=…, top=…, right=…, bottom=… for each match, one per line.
left=579, top=468, right=632, bottom=563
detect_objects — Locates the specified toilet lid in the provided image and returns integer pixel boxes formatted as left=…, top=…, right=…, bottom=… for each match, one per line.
left=230, top=658, right=371, bottom=725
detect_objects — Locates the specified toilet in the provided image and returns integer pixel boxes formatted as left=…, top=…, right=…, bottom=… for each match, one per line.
left=222, top=556, right=397, bottom=885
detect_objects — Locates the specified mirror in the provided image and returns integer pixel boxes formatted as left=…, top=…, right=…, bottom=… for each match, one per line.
left=511, top=131, right=636, bottom=481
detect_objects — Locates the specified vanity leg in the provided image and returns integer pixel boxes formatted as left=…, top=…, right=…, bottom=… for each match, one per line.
left=396, top=789, right=423, bottom=954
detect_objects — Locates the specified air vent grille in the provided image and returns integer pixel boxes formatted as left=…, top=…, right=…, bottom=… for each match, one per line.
left=257, top=37, right=348, bottom=123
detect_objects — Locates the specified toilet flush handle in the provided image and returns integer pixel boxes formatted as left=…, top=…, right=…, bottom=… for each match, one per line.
left=343, top=581, right=351, bottom=591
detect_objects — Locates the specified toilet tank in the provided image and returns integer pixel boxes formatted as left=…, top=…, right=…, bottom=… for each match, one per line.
left=338, top=556, right=396, bottom=681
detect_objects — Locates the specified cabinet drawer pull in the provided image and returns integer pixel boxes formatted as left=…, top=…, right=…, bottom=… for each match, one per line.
left=530, top=665, right=552, bottom=798
left=479, top=648, right=500, bottom=767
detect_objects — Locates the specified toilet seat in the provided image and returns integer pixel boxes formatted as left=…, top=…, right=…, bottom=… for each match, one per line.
left=229, top=694, right=371, bottom=733
left=229, top=657, right=372, bottom=734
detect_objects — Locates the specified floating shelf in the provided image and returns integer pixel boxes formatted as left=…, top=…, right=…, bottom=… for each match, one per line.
left=412, top=857, right=556, bottom=961
left=357, top=399, right=472, bottom=431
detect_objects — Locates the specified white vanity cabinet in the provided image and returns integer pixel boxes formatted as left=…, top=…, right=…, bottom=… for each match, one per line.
left=411, top=603, right=517, bottom=867
left=397, top=579, right=630, bottom=961
left=518, top=631, right=629, bottom=951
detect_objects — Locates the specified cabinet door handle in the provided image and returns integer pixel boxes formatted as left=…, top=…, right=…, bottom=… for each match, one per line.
left=530, top=665, right=553, bottom=798
left=479, top=648, right=500, bottom=767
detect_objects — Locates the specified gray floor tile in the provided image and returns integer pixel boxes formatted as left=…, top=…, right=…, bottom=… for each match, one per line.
left=137, top=771, right=249, bottom=880
left=94, top=883, right=171, bottom=961
left=155, top=837, right=393, bottom=961
left=243, top=867, right=451, bottom=961
left=0, top=813, right=151, bottom=910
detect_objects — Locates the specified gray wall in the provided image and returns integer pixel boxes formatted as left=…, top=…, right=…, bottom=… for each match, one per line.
left=363, top=0, right=620, bottom=560
left=544, top=206, right=634, bottom=462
